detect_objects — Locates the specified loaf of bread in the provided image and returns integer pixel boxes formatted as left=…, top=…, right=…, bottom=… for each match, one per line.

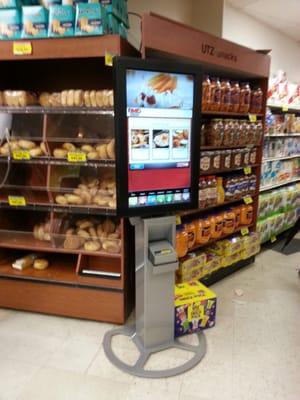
left=38, top=89, right=113, bottom=108
left=51, top=139, right=115, bottom=161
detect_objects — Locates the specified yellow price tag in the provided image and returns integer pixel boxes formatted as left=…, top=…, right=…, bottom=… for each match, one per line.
left=271, top=235, right=277, bottom=243
left=13, top=41, right=32, bottom=56
left=67, top=152, right=87, bottom=163
left=176, top=215, right=182, bottom=225
left=282, top=105, right=289, bottom=112
left=244, top=166, right=252, bottom=175
left=241, top=227, right=249, bottom=236
left=8, top=196, right=26, bottom=206
left=248, top=114, right=257, bottom=122
left=12, top=150, right=31, bottom=160
left=244, top=196, right=253, bottom=205
left=105, top=51, right=115, bottom=67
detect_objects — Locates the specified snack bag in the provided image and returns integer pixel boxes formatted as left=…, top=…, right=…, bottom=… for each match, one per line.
left=48, top=4, right=75, bottom=37
left=0, top=8, right=21, bottom=40
left=75, top=2, right=107, bottom=36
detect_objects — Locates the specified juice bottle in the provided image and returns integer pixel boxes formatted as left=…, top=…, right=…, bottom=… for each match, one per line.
left=216, top=177, right=225, bottom=204
left=210, top=214, right=224, bottom=239
left=229, top=81, right=240, bottom=112
left=176, top=229, right=188, bottom=258
left=196, top=219, right=211, bottom=244
left=210, top=77, right=221, bottom=111
left=220, top=79, right=231, bottom=112
left=250, top=87, right=263, bottom=114
left=199, top=177, right=206, bottom=209
left=239, top=82, right=251, bottom=113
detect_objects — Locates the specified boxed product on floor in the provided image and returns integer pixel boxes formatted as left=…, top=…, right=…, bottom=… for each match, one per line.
left=175, top=281, right=217, bottom=337
left=221, top=251, right=242, bottom=267
left=0, top=8, right=22, bottom=40
left=176, top=251, right=206, bottom=284
left=22, top=6, right=48, bottom=39
left=48, top=4, right=74, bottom=37
left=75, top=3, right=107, bottom=36
left=207, top=236, right=244, bottom=257
left=202, top=253, right=221, bottom=276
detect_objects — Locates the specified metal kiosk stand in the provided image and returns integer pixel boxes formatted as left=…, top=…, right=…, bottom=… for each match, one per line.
left=103, top=215, right=206, bottom=378
left=103, top=56, right=206, bottom=378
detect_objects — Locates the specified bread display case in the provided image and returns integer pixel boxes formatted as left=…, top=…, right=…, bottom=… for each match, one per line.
left=0, top=35, right=137, bottom=323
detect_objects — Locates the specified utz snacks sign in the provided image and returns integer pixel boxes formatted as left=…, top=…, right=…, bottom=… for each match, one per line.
left=175, top=281, right=217, bottom=337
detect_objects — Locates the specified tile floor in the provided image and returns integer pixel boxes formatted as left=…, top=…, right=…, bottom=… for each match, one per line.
left=0, top=239, right=299, bottom=400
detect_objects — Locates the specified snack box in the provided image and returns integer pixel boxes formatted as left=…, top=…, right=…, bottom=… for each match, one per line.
left=107, top=12, right=119, bottom=34
left=176, top=252, right=206, bottom=284
left=175, top=281, right=217, bottom=337
left=207, top=236, right=243, bottom=257
left=202, top=253, right=221, bottom=277
left=0, top=0, right=20, bottom=9
left=40, top=0, right=61, bottom=8
left=241, top=242, right=260, bottom=260
left=221, top=251, right=242, bottom=268
left=22, top=6, right=48, bottom=39
left=48, top=4, right=74, bottom=37
left=75, top=3, right=107, bottom=36
left=0, top=8, right=22, bottom=40
left=100, top=0, right=121, bottom=19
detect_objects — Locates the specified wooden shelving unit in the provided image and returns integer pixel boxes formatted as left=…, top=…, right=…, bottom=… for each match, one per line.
left=0, top=35, right=138, bottom=323
left=141, top=13, right=270, bottom=281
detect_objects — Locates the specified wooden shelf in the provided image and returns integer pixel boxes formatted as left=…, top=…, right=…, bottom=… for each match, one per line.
left=265, top=133, right=300, bottom=138
left=0, top=156, right=115, bottom=168
left=0, top=35, right=138, bottom=61
left=202, top=110, right=264, bottom=117
left=0, top=106, right=114, bottom=115
left=179, top=195, right=258, bottom=217
left=267, top=103, right=300, bottom=113
left=201, top=144, right=258, bottom=150
left=200, top=164, right=259, bottom=176
left=0, top=231, right=121, bottom=258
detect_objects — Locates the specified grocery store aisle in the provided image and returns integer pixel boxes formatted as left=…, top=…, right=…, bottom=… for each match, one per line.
left=0, top=238, right=299, bottom=400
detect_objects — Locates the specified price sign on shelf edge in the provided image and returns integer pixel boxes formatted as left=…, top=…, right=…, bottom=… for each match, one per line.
left=241, top=227, right=249, bottom=236
left=12, top=150, right=31, bottom=160
left=248, top=114, right=257, bottom=122
left=105, top=51, right=116, bottom=67
left=13, top=41, right=32, bottom=56
left=244, top=166, right=252, bottom=175
left=271, top=235, right=277, bottom=243
left=67, top=152, right=87, bottom=163
left=8, top=196, right=27, bottom=207
left=243, top=195, right=253, bottom=205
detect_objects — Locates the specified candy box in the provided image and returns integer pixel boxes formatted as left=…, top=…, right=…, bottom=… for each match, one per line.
left=0, top=8, right=22, bottom=40
left=48, top=4, right=74, bottom=37
left=221, top=251, right=242, bottom=267
left=202, top=253, right=221, bottom=276
left=75, top=3, right=107, bottom=36
left=176, top=252, right=206, bottom=284
left=175, top=281, right=217, bottom=337
left=22, top=6, right=48, bottom=39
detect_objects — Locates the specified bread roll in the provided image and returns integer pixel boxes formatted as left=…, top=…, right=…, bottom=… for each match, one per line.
left=84, top=240, right=101, bottom=251
left=53, top=148, right=68, bottom=158
left=102, top=218, right=115, bottom=234
left=55, top=195, right=68, bottom=205
left=106, top=139, right=115, bottom=159
left=64, top=235, right=81, bottom=250
left=96, top=144, right=108, bottom=159
left=102, top=239, right=121, bottom=254
left=18, top=140, right=36, bottom=150
left=87, top=151, right=98, bottom=160
left=39, top=92, right=51, bottom=107
left=76, top=219, right=93, bottom=229
left=61, top=90, right=68, bottom=107
left=84, top=91, right=91, bottom=107
left=96, top=91, right=103, bottom=107
left=33, top=259, right=49, bottom=270
left=65, top=194, right=84, bottom=205
left=67, top=90, right=74, bottom=107
left=81, top=144, right=93, bottom=153
left=90, top=90, right=97, bottom=107
left=62, top=142, right=76, bottom=151
left=77, top=229, right=90, bottom=240
left=74, top=90, right=83, bottom=107
left=40, top=142, right=48, bottom=155
left=29, top=147, right=43, bottom=157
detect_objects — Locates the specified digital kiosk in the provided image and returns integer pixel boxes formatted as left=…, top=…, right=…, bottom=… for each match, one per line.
left=103, top=57, right=205, bottom=378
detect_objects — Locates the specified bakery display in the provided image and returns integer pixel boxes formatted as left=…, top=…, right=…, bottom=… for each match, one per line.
left=0, top=139, right=48, bottom=157
left=62, top=216, right=121, bottom=254
left=52, top=139, right=115, bottom=161
left=39, top=89, right=114, bottom=108
left=55, top=176, right=116, bottom=208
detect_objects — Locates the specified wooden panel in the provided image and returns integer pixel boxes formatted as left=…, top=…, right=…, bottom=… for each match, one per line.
left=0, top=278, right=125, bottom=323
left=142, top=13, right=270, bottom=78
left=0, top=35, right=138, bottom=61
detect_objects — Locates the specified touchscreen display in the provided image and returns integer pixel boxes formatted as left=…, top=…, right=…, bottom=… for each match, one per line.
left=126, top=69, right=194, bottom=209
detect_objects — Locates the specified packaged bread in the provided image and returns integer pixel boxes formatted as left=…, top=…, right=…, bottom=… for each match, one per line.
left=12, top=253, right=39, bottom=270
left=3, top=91, right=38, bottom=107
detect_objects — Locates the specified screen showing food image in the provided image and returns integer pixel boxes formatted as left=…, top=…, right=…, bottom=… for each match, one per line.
left=172, top=129, right=189, bottom=159
left=126, top=68, right=195, bottom=209
left=152, top=129, right=170, bottom=160
left=130, top=129, right=150, bottom=161
left=126, top=69, right=194, bottom=118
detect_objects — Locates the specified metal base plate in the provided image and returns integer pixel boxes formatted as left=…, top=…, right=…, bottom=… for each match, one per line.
left=103, top=326, right=206, bottom=379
